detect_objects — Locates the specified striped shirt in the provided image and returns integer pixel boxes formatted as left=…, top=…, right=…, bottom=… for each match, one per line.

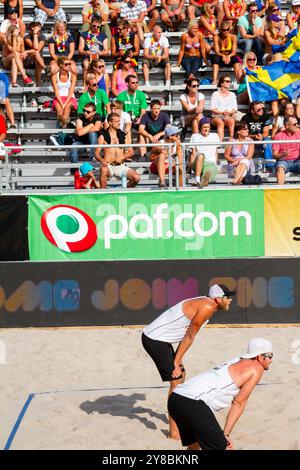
left=120, top=1, right=147, bottom=21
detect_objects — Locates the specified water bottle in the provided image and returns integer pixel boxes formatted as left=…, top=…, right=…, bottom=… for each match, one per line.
left=257, top=157, right=263, bottom=173
left=121, top=171, right=127, bottom=188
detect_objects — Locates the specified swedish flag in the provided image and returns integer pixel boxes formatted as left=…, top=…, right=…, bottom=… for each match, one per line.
left=246, top=60, right=300, bottom=102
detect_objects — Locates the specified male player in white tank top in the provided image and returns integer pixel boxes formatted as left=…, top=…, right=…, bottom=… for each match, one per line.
left=142, top=283, right=235, bottom=440
left=168, top=337, right=273, bottom=450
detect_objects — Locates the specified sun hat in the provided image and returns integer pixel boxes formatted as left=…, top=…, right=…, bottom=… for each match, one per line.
left=165, top=125, right=181, bottom=137
left=208, top=284, right=236, bottom=298
left=80, top=162, right=94, bottom=176
left=240, top=338, right=273, bottom=359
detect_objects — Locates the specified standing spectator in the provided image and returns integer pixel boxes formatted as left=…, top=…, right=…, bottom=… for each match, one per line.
left=198, top=3, right=218, bottom=55
left=189, top=117, right=220, bottom=188
left=120, top=0, right=148, bottom=45
left=48, top=21, right=76, bottom=76
left=105, top=100, right=132, bottom=142
left=210, top=75, right=237, bottom=141
left=160, top=0, right=186, bottom=32
left=179, top=76, right=205, bottom=134
left=142, top=26, right=171, bottom=88
left=111, top=52, right=137, bottom=97
left=238, top=2, right=265, bottom=64
left=145, top=0, right=160, bottom=31
left=81, top=0, right=111, bottom=46
left=117, top=75, right=147, bottom=128
left=273, top=116, right=300, bottom=185
left=77, top=74, right=110, bottom=117
left=138, top=99, right=171, bottom=159
left=33, top=0, right=67, bottom=27
left=70, top=102, right=103, bottom=165
left=177, top=21, right=207, bottom=80
left=0, top=7, right=25, bottom=39
left=78, top=14, right=109, bottom=89
left=88, top=59, right=110, bottom=95
left=0, top=104, right=8, bottom=143
left=212, top=21, right=241, bottom=85
left=111, top=19, right=140, bottom=69
left=0, top=72, right=16, bottom=127
left=51, top=56, right=77, bottom=128
left=2, top=0, right=23, bottom=19
left=2, top=25, right=34, bottom=86
left=24, top=22, right=46, bottom=86
left=224, top=122, right=255, bottom=185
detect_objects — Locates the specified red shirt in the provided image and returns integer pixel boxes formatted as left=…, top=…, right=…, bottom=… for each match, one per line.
left=0, top=114, right=7, bottom=136
left=273, top=129, right=300, bottom=161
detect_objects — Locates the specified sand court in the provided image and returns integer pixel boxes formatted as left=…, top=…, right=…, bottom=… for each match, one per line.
left=1, top=326, right=300, bottom=450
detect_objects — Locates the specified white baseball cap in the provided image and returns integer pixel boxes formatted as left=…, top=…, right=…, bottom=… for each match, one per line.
left=208, top=283, right=236, bottom=298
left=240, top=338, right=273, bottom=359
left=292, top=0, right=300, bottom=6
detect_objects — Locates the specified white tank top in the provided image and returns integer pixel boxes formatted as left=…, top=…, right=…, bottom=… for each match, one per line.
left=56, top=72, right=72, bottom=97
left=174, top=357, right=240, bottom=412
left=143, top=296, right=209, bottom=343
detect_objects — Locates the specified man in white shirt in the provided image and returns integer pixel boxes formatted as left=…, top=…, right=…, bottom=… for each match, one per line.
left=142, top=25, right=171, bottom=87
left=189, top=117, right=220, bottom=188
left=120, top=0, right=148, bottom=44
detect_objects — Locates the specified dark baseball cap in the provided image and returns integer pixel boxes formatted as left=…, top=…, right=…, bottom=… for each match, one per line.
left=7, top=7, right=18, bottom=14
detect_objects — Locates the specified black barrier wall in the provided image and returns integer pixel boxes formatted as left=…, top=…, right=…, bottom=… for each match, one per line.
left=0, top=258, right=299, bottom=327
left=0, top=196, right=28, bottom=261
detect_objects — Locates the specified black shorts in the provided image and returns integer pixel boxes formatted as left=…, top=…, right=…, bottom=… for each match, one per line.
left=168, top=392, right=228, bottom=450
left=141, top=333, right=184, bottom=382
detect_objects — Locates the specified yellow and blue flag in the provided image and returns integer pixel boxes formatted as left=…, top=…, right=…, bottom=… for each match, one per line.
left=246, top=60, right=300, bottom=102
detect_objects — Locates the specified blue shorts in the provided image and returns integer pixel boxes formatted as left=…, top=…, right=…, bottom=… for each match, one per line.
left=275, top=159, right=300, bottom=174
left=0, top=73, right=9, bottom=100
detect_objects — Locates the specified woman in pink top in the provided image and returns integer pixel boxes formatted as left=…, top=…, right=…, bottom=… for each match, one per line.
left=111, top=52, right=137, bottom=97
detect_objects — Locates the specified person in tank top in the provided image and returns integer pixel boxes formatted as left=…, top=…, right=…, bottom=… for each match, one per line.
left=142, top=283, right=235, bottom=440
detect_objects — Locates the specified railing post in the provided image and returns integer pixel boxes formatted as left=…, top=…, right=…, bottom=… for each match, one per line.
left=181, top=143, right=186, bottom=189
left=168, top=143, right=173, bottom=190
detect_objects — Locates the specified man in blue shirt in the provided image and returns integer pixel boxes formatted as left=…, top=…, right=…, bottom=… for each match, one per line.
left=34, top=0, right=67, bottom=27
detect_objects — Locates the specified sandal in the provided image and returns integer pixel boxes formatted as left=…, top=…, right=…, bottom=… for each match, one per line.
left=11, top=82, right=19, bottom=87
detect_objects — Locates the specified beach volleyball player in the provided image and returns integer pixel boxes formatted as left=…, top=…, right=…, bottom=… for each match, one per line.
left=141, top=284, right=235, bottom=439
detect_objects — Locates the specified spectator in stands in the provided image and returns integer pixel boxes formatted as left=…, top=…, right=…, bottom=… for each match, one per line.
left=105, top=100, right=132, bottom=142
left=78, top=74, right=110, bottom=117
left=254, top=0, right=269, bottom=18
left=224, top=121, right=255, bottom=184
left=188, top=117, right=220, bottom=188
left=210, top=75, right=237, bottom=141
left=2, top=0, right=23, bottom=20
left=51, top=56, right=77, bottom=128
left=264, top=13, right=287, bottom=55
left=287, top=0, right=300, bottom=31
left=273, top=116, right=300, bottom=184
left=111, top=19, right=140, bottom=69
left=88, top=59, right=110, bottom=95
left=96, top=113, right=139, bottom=189
left=111, top=52, right=137, bottom=97
left=138, top=99, right=171, bottom=160
left=0, top=72, right=16, bottom=128
left=272, top=102, right=296, bottom=139
left=106, top=0, right=124, bottom=22
left=33, top=0, right=67, bottom=27
left=2, top=25, right=34, bottom=86
left=295, top=96, right=300, bottom=124
left=120, top=0, right=148, bottom=45
left=187, top=0, right=218, bottom=22
left=177, top=20, right=207, bottom=79
left=142, top=26, right=171, bottom=88
left=117, top=75, right=147, bottom=128
left=145, top=0, right=160, bottom=31
left=179, top=76, right=205, bottom=134
left=218, top=0, right=247, bottom=31
left=75, top=162, right=100, bottom=189
left=161, top=0, right=186, bottom=32
left=82, top=0, right=111, bottom=47
left=241, top=101, right=271, bottom=144
left=48, top=21, right=76, bottom=77
left=24, top=22, right=46, bottom=86
left=198, top=3, right=218, bottom=56
left=0, top=6, right=26, bottom=38
left=237, top=51, right=259, bottom=105
left=238, top=2, right=265, bottom=65
left=0, top=104, right=8, bottom=143
left=70, top=101, right=103, bottom=166
left=78, top=13, right=109, bottom=89
left=212, top=21, right=241, bottom=85
left=150, top=125, right=183, bottom=188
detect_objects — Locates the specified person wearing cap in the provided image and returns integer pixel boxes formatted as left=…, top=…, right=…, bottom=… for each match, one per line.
left=142, top=283, right=235, bottom=439
left=138, top=99, right=171, bottom=160
left=33, top=0, right=67, bottom=28
left=264, top=13, right=287, bottom=54
left=74, top=162, right=100, bottom=189
left=2, top=0, right=23, bottom=20
left=189, top=117, right=220, bottom=188
left=168, top=337, right=273, bottom=450
left=287, top=0, right=300, bottom=31
left=0, top=6, right=26, bottom=39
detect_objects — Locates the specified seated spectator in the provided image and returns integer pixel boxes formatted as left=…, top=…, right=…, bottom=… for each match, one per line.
left=272, top=116, right=300, bottom=184
left=111, top=52, right=137, bottom=97
left=188, top=0, right=218, bottom=22
left=198, top=3, right=218, bottom=55
left=2, top=0, right=23, bottom=20
left=241, top=101, right=271, bottom=144
left=120, top=0, right=148, bottom=45
left=48, top=21, right=76, bottom=77
left=177, top=20, right=207, bottom=79
left=117, top=75, right=147, bottom=128
left=75, top=162, right=100, bottom=189
left=179, top=76, right=205, bottom=134
left=0, top=104, right=8, bottom=144
left=212, top=21, right=241, bottom=85
left=70, top=101, right=103, bottom=165
left=78, top=74, right=110, bottom=117
left=142, top=26, right=171, bottom=87
left=272, top=102, right=295, bottom=139
left=145, top=0, right=160, bottom=31
left=149, top=125, right=182, bottom=188
left=78, top=14, right=109, bottom=89
left=138, top=99, right=171, bottom=160
left=237, top=52, right=259, bottom=105
left=33, top=0, right=67, bottom=27
left=111, top=19, right=140, bottom=69
left=219, top=0, right=246, bottom=31
left=188, top=117, right=220, bottom=188
left=210, top=75, right=237, bottom=141
left=254, top=0, right=269, bottom=18
left=51, top=56, right=77, bottom=128
left=287, top=0, right=300, bottom=32
left=2, top=25, right=34, bottom=86
left=238, top=2, right=265, bottom=65
left=224, top=121, right=255, bottom=185
left=96, top=112, right=139, bottom=189
left=264, top=14, right=287, bottom=54
left=105, top=100, right=132, bottom=142
left=88, top=59, right=110, bottom=95
left=0, top=72, right=15, bottom=127
left=24, top=22, right=46, bottom=86
left=0, top=6, right=25, bottom=40
left=82, top=0, right=111, bottom=46
left=160, top=0, right=186, bottom=32
left=106, top=0, right=124, bottom=22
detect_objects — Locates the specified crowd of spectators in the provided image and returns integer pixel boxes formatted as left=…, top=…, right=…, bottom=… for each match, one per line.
left=0, top=0, right=300, bottom=187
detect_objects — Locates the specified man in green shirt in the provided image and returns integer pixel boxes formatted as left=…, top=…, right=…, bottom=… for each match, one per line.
left=117, top=75, right=148, bottom=127
left=78, top=75, right=111, bottom=118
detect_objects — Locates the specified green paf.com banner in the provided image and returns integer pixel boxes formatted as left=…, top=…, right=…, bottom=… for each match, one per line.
left=28, top=190, right=264, bottom=261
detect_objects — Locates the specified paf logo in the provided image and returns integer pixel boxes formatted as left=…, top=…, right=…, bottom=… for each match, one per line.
left=41, top=205, right=97, bottom=252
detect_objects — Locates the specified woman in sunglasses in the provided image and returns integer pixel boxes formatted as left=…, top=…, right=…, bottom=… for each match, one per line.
left=210, top=74, right=237, bottom=141
left=179, top=76, right=205, bottom=133
left=237, top=52, right=259, bottom=105
left=224, top=122, right=255, bottom=185
left=51, top=56, right=77, bottom=128
left=88, top=59, right=110, bottom=95
left=48, top=21, right=76, bottom=77
left=111, top=52, right=137, bottom=97
left=211, top=21, right=241, bottom=85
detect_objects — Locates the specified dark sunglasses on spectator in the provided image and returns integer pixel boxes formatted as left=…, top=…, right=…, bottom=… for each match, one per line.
left=190, top=84, right=199, bottom=88
left=64, top=62, right=71, bottom=66
left=250, top=9, right=258, bottom=13
left=247, top=58, right=255, bottom=61
left=95, top=65, right=104, bottom=68
left=84, top=109, right=94, bottom=114
left=89, top=83, right=98, bottom=87
left=222, top=29, right=229, bottom=32
left=223, top=79, right=231, bottom=83
left=123, top=60, right=131, bottom=63
left=256, top=107, right=264, bottom=112
left=130, top=81, right=138, bottom=84
left=273, top=8, right=279, bottom=11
